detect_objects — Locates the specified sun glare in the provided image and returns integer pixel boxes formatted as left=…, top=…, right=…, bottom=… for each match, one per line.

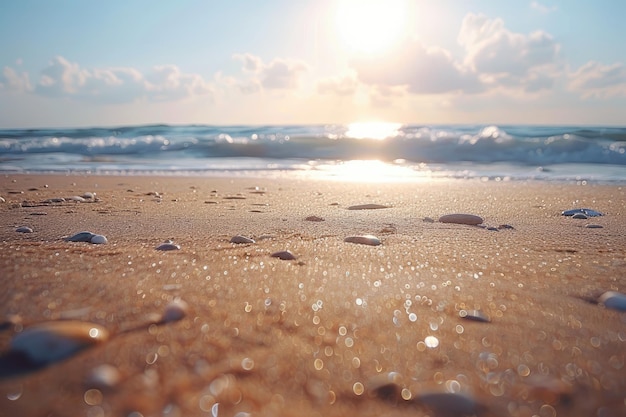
left=345, top=122, right=402, bottom=140
left=335, top=0, right=408, bottom=54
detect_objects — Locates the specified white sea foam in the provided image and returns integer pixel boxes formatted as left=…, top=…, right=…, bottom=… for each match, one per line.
left=1, top=124, right=624, bottom=182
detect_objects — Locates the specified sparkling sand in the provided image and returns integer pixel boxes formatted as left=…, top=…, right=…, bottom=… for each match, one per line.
left=1, top=175, right=625, bottom=417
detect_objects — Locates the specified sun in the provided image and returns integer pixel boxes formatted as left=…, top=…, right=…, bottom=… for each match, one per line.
left=335, top=0, right=408, bottom=54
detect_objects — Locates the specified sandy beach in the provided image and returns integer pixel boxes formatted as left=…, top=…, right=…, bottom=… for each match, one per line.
left=0, top=174, right=625, bottom=417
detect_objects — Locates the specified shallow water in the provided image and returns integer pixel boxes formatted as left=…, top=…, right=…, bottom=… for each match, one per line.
left=1, top=124, right=625, bottom=183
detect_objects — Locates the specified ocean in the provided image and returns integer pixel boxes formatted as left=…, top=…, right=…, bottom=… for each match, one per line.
left=1, top=123, right=625, bottom=183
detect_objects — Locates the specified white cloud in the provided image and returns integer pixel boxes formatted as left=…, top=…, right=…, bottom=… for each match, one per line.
left=317, top=73, right=358, bottom=96
left=530, top=1, right=557, bottom=14
left=350, top=39, right=483, bottom=94
left=458, top=13, right=561, bottom=92
left=233, top=54, right=308, bottom=91
left=0, top=66, right=32, bottom=92
left=568, top=61, right=626, bottom=98
left=32, top=56, right=213, bottom=103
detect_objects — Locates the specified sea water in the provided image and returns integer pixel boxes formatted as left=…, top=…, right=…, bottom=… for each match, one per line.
left=0, top=124, right=624, bottom=183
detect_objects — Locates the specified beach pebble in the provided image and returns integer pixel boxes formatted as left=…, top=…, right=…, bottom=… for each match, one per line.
left=82, top=192, right=96, bottom=199
left=90, top=234, right=108, bottom=244
left=347, top=204, right=391, bottom=210
left=598, top=291, right=626, bottom=312
left=367, top=372, right=404, bottom=402
left=459, top=309, right=491, bottom=322
left=161, top=299, right=189, bottom=323
left=45, top=197, right=66, bottom=203
left=571, top=212, right=588, bottom=219
left=156, top=242, right=181, bottom=251
left=68, top=196, right=86, bottom=202
left=305, top=215, right=325, bottom=222
left=87, top=364, right=121, bottom=389
left=344, top=235, right=381, bottom=246
left=230, top=235, right=255, bottom=244
left=16, top=226, right=34, bottom=233
left=498, top=224, right=515, bottom=230
left=413, top=392, right=483, bottom=415
left=10, top=320, right=109, bottom=365
left=422, top=217, right=435, bottom=223
left=585, top=224, right=603, bottom=228
left=561, top=208, right=603, bottom=217
left=271, top=250, right=296, bottom=260
left=65, top=231, right=96, bottom=242
left=439, top=213, right=484, bottom=225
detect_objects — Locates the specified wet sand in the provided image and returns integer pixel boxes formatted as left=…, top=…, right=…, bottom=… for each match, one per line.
left=0, top=174, right=625, bottom=417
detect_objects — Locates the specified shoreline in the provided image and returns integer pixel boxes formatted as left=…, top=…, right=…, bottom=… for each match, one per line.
left=1, top=174, right=625, bottom=416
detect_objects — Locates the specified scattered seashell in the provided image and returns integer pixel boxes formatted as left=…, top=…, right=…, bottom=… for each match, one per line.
left=156, top=242, right=181, bottom=251
left=82, top=192, right=96, bottom=199
left=598, top=291, right=626, bottom=312
left=305, top=215, right=325, bottom=222
left=161, top=299, right=189, bottom=323
left=486, top=226, right=499, bottom=231
left=347, top=204, right=391, bottom=210
left=65, top=231, right=96, bottom=242
left=44, top=198, right=66, bottom=203
left=230, top=235, right=255, bottom=244
left=571, top=212, right=588, bottom=219
left=438, top=213, right=483, bottom=225
left=585, top=224, right=603, bottom=228
left=87, top=364, right=121, bottom=389
left=0, top=196, right=5, bottom=203
left=271, top=250, right=296, bottom=260
left=10, top=320, right=109, bottom=365
left=459, top=309, right=491, bottom=322
left=561, top=208, right=603, bottom=217
left=16, top=226, right=33, bottom=233
left=344, top=235, right=381, bottom=246
left=413, top=391, right=483, bottom=415
left=90, top=234, right=108, bottom=244
left=68, top=196, right=86, bottom=202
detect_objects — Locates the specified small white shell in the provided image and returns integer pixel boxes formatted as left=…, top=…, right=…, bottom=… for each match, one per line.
left=344, top=235, right=381, bottom=246
left=230, top=235, right=255, bottom=244
left=90, top=234, right=108, bottom=244
left=16, top=226, right=34, bottom=233
left=10, top=321, right=109, bottom=365
left=87, top=364, right=121, bottom=388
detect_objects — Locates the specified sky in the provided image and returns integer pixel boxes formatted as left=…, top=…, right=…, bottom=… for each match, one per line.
left=0, top=0, right=625, bottom=128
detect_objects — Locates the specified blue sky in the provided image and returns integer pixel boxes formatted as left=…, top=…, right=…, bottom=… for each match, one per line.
left=1, top=0, right=625, bottom=128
